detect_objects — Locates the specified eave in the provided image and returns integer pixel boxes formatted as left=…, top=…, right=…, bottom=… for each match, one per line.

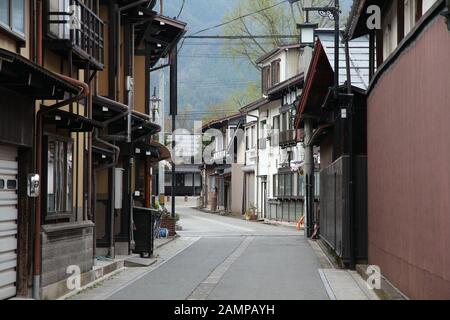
left=0, top=48, right=79, bottom=99
left=294, top=39, right=334, bottom=128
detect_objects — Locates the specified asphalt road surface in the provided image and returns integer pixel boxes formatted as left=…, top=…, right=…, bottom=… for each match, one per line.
left=107, top=202, right=328, bottom=300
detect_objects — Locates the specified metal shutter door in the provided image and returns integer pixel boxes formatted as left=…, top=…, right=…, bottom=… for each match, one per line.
left=0, top=145, right=18, bottom=300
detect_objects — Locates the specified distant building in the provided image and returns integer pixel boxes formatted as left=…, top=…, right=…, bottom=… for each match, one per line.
left=161, top=133, right=202, bottom=197
left=200, top=113, right=246, bottom=214
left=240, top=44, right=312, bottom=222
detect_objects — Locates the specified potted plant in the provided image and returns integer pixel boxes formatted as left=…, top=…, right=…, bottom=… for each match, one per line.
left=159, top=208, right=179, bottom=236
left=244, top=205, right=258, bottom=221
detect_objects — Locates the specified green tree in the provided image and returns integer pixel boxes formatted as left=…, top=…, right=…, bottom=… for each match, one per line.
left=221, top=0, right=335, bottom=70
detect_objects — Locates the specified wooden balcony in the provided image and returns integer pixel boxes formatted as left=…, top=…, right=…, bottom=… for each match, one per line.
left=46, top=0, right=104, bottom=70
left=279, top=130, right=297, bottom=147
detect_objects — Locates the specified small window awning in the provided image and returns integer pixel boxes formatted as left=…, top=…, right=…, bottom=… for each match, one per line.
left=134, top=140, right=171, bottom=162
left=92, top=95, right=128, bottom=122
left=134, top=12, right=187, bottom=67
left=0, top=49, right=79, bottom=99
left=92, top=95, right=161, bottom=139
left=44, top=109, right=103, bottom=132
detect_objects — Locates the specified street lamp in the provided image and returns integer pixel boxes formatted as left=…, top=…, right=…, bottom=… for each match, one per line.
left=297, top=22, right=318, bottom=47
left=150, top=87, right=161, bottom=122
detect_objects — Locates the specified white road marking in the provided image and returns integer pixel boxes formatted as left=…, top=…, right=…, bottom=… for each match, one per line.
left=187, top=237, right=254, bottom=300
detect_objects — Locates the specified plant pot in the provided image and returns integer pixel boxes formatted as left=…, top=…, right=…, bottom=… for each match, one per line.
left=160, top=217, right=177, bottom=236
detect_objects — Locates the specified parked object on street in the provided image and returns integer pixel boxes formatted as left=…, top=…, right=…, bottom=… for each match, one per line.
left=133, top=207, right=158, bottom=258
left=159, top=228, right=169, bottom=238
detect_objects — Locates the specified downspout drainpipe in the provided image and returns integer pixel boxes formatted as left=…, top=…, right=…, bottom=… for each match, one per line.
left=33, top=75, right=89, bottom=300
left=344, top=34, right=356, bottom=270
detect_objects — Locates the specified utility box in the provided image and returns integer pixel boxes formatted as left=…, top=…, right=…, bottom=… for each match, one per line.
left=133, top=207, right=157, bottom=258
left=114, top=168, right=124, bottom=209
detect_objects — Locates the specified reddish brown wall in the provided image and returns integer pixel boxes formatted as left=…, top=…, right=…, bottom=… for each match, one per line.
left=367, top=16, right=450, bottom=299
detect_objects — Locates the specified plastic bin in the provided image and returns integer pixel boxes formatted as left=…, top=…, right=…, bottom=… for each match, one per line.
left=133, top=207, right=158, bottom=258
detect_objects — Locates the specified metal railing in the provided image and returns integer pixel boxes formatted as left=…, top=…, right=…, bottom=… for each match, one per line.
left=47, top=0, right=104, bottom=66
left=213, top=150, right=227, bottom=161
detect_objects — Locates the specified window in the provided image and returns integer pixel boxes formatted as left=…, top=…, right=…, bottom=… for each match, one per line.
left=0, top=0, right=9, bottom=26
left=11, top=0, right=24, bottom=34
left=279, top=174, right=285, bottom=197
left=175, top=174, right=185, bottom=187
left=285, top=174, right=292, bottom=197
left=251, top=125, right=256, bottom=149
left=262, top=65, right=271, bottom=93
left=271, top=60, right=280, bottom=86
left=194, top=174, right=202, bottom=187
left=272, top=115, right=280, bottom=146
left=298, top=174, right=305, bottom=197
left=0, top=179, right=4, bottom=189
left=246, top=128, right=250, bottom=150
left=47, top=137, right=73, bottom=216
left=0, top=0, right=25, bottom=36
left=273, top=115, right=280, bottom=131
left=273, top=175, right=278, bottom=197
left=48, top=0, right=70, bottom=39
left=185, top=174, right=193, bottom=187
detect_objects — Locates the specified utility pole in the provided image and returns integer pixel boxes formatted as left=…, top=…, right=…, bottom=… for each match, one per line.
left=158, top=66, right=166, bottom=205
left=170, top=45, right=178, bottom=218
left=293, top=0, right=341, bottom=239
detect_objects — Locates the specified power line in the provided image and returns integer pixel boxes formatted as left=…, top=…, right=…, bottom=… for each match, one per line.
left=177, top=0, right=186, bottom=19
left=187, top=0, right=289, bottom=36
left=184, top=35, right=299, bottom=39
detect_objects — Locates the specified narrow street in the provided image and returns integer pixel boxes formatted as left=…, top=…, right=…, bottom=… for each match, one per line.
left=71, top=200, right=329, bottom=300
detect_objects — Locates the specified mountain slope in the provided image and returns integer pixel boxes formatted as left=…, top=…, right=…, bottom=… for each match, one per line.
left=157, top=0, right=353, bottom=121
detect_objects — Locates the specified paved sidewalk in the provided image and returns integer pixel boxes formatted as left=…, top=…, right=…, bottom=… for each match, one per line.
left=68, top=236, right=200, bottom=300
left=319, top=269, right=379, bottom=300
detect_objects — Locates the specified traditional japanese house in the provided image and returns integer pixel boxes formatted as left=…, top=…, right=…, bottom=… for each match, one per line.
left=239, top=44, right=309, bottom=222
left=0, top=14, right=88, bottom=299
left=295, top=29, right=370, bottom=266
left=92, top=1, right=185, bottom=258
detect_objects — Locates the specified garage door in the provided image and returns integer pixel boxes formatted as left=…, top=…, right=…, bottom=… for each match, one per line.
left=0, top=145, right=18, bottom=300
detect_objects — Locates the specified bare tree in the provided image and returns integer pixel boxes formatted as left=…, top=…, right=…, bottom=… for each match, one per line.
left=221, top=0, right=334, bottom=70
